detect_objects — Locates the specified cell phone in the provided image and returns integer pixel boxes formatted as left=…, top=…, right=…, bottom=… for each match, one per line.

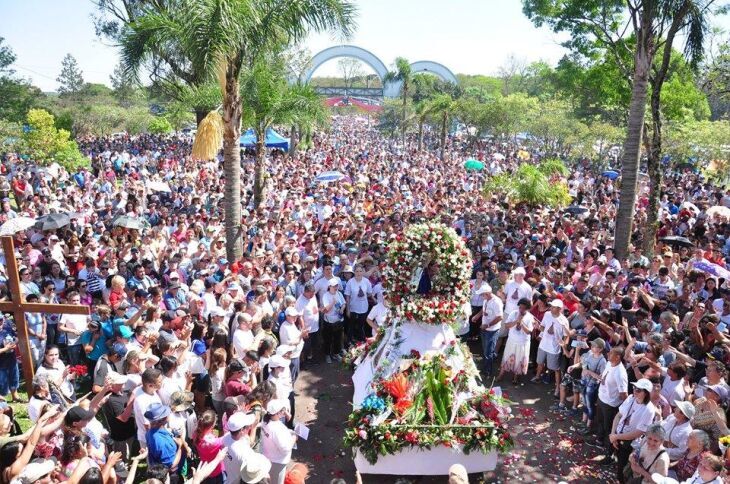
left=717, top=322, right=728, bottom=333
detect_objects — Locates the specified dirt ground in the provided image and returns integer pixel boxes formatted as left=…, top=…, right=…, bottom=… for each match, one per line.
left=292, top=342, right=622, bottom=484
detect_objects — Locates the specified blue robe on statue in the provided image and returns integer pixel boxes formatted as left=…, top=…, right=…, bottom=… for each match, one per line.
left=416, top=270, right=432, bottom=295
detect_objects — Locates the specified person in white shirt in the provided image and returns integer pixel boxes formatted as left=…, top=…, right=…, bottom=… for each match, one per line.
left=660, top=362, right=688, bottom=408
left=366, top=295, right=390, bottom=332
left=132, top=368, right=163, bottom=448
left=279, top=307, right=305, bottom=384
left=344, top=264, right=373, bottom=342
left=261, top=399, right=296, bottom=484
left=589, top=348, right=629, bottom=455
left=471, top=285, right=503, bottom=377
left=295, top=282, right=319, bottom=363
left=499, top=267, right=533, bottom=353
left=660, top=401, right=694, bottom=461
left=498, top=298, right=535, bottom=384
left=222, top=412, right=256, bottom=484
left=606, top=378, right=658, bottom=472
left=321, top=278, right=346, bottom=363
left=231, top=313, right=255, bottom=358
left=313, top=262, right=339, bottom=302
left=533, top=299, right=569, bottom=395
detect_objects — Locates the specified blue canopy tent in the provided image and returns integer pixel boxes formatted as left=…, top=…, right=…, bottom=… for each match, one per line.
left=239, top=128, right=290, bottom=150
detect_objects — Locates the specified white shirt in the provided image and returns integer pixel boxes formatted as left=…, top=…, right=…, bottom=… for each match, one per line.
left=295, top=295, right=320, bottom=333
left=661, top=375, right=686, bottom=407
left=132, top=388, right=162, bottom=443
left=322, top=291, right=345, bottom=323
left=279, top=321, right=303, bottom=359
left=222, top=433, right=253, bottom=484
left=232, top=328, right=254, bottom=357
left=344, top=277, right=372, bottom=314
left=660, top=415, right=692, bottom=460
left=470, top=280, right=488, bottom=307
left=367, top=303, right=389, bottom=328
left=538, top=311, right=569, bottom=355
left=505, top=309, right=535, bottom=344
left=158, top=375, right=184, bottom=407
left=455, top=302, right=472, bottom=336
left=503, top=280, right=533, bottom=315
left=481, top=296, right=504, bottom=332
left=615, top=395, right=656, bottom=435
left=261, top=420, right=295, bottom=464
left=598, top=362, right=629, bottom=407
left=60, top=313, right=88, bottom=345
left=314, top=274, right=338, bottom=300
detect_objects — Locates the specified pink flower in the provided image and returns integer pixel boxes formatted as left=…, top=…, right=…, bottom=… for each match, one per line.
left=358, top=429, right=368, bottom=439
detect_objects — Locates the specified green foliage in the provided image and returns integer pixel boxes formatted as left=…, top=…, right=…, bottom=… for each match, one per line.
left=661, top=76, right=710, bottom=121
left=56, top=54, right=84, bottom=96
left=0, top=37, right=45, bottom=122
left=0, top=118, right=25, bottom=153
left=109, top=62, right=139, bottom=106
left=484, top=159, right=572, bottom=207
left=148, top=116, right=173, bottom=134
left=23, top=109, right=88, bottom=171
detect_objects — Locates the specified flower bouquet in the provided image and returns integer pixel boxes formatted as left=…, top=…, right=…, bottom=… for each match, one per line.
left=345, top=350, right=513, bottom=471
left=720, top=435, right=730, bottom=454
left=68, top=365, right=88, bottom=377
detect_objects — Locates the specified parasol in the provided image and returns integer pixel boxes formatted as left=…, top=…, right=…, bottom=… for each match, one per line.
left=0, top=217, right=36, bottom=236
left=706, top=206, right=730, bottom=218
left=659, top=236, right=694, bottom=248
left=314, top=171, right=347, bottom=184
left=35, top=213, right=71, bottom=231
left=602, top=170, right=619, bottom=180
left=463, top=159, right=485, bottom=171
left=146, top=180, right=172, bottom=193
left=112, top=215, right=144, bottom=230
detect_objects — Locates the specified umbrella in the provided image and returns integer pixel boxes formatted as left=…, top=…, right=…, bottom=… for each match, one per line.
left=564, top=206, right=589, bottom=215
left=314, top=171, right=347, bottom=184
left=680, top=201, right=700, bottom=214
left=146, top=180, right=172, bottom=193
left=659, top=236, right=694, bottom=248
left=706, top=206, right=730, bottom=218
left=35, top=213, right=71, bottom=231
left=464, top=159, right=485, bottom=171
left=0, top=217, right=36, bottom=236
left=112, top=215, right=144, bottom=230
left=602, top=170, right=620, bottom=180
left=492, top=153, right=506, bottom=161
left=693, top=261, right=730, bottom=280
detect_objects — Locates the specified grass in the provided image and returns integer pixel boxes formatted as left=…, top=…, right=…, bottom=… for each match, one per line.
left=9, top=387, right=31, bottom=432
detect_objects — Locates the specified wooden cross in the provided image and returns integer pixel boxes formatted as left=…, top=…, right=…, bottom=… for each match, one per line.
left=0, top=236, right=90, bottom=395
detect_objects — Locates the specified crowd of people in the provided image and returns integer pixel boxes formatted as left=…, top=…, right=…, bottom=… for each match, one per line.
left=0, top=115, right=728, bottom=484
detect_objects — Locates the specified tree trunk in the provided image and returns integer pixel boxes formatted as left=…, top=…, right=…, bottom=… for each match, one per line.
left=222, top=68, right=243, bottom=262
left=401, top=84, right=408, bottom=146
left=253, top=129, right=266, bottom=210
left=642, top=84, right=663, bottom=257
left=417, top=120, right=423, bottom=152
left=289, top=124, right=298, bottom=156
left=614, top=35, right=652, bottom=261
left=195, top=109, right=207, bottom=127
left=440, top=112, right=447, bottom=162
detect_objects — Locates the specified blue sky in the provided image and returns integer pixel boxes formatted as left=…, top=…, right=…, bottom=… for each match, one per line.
left=0, top=0, right=725, bottom=91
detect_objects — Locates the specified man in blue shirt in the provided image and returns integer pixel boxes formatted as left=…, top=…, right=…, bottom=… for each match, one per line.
left=145, top=402, right=188, bottom=478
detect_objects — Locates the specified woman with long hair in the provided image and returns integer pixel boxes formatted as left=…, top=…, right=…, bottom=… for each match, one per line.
left=209, top=348, right=227, bottom=416
left=193, top=410, right=225, bottom=484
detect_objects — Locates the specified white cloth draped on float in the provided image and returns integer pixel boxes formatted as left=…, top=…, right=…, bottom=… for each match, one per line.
left=351, top=319, right=497, bottom=474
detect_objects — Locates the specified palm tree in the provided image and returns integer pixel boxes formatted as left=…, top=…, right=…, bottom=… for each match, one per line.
left=120, top=0, right=355, bottom=261
left=241, top=59, right=328, bottom=207
left=414, top=100, right=433, bottom=152
left=426, top=93, right=456, bottom=161
left=611, top=0, right=711, bottom=259
left=384, top=57, right=412, bottom=145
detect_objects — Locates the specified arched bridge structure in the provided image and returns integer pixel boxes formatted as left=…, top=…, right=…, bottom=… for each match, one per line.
left=299, top=45, right=458, bottom=99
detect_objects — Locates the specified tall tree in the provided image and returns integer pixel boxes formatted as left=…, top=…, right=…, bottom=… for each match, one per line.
left=56, top=54, right=84, bottom=96
left=241, top=59, right=327, bottom=207
left=384, top=57, right=412, bottom=145
left=524, top=0, right=716, bottom=259
left=121, top=0, right=355, bottom=261
left=109, top=61, right=137, bottom=106
left=425, top=93, right=456, bottom=161
left=0, top=37, right=43, bottom=122
left=337, top=58, right=364, bottom=92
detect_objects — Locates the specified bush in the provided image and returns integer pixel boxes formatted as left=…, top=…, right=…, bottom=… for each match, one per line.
left=148, top=116, right=173, bottom=134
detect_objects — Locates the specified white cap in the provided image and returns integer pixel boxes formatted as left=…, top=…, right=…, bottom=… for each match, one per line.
left=549, top=299, right=564, bottom=309
left=10, top=459, right=55, bottom=484
left=269, top=355, right=288, bottom=369
left=211, top=307, right=226, bottom=317
left=275, top=345, right=295, bottom=356
left=513, top=267, right=526, bottom=276
left=285, top=307, right=300, bottom=317
left=266, top=398, right=289, bottom=415
left=632, top=378, right=653, bottom=392
left=107, top=371, right=127, bottom=385
left=227, top=412, right=256, bottom=432
left=675, top=400, right=696, bottom=419
left=328, top=278, right=340, bottom=286
left=476, top=285, right=493, bottom=295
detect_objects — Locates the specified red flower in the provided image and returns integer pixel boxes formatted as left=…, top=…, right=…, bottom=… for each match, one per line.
left=393, top=398, right=413, bottom=415
left=382, top=374, right=410, bottom=401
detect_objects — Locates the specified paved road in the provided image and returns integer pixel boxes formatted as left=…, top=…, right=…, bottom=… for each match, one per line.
left=292, top=342, right=621, bottom=484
